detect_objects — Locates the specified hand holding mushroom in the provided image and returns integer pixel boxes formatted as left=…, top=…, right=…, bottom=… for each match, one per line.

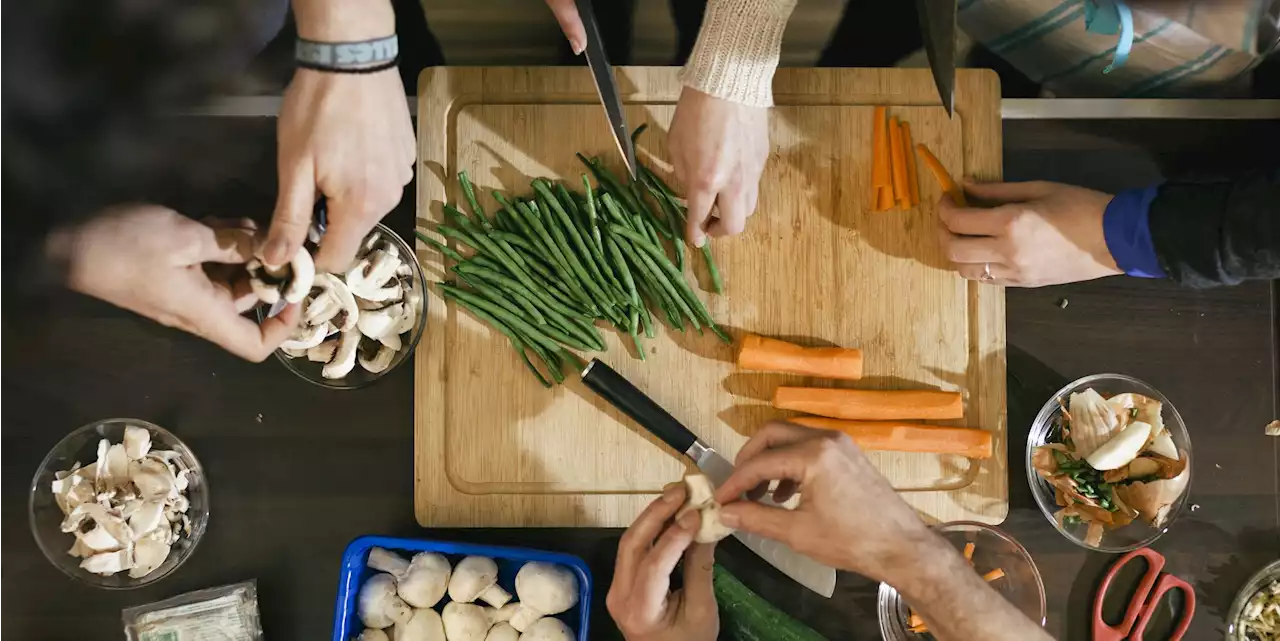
left=606, top=484, right=719, bottom=641
left=54, top=205, right=301, bottom=361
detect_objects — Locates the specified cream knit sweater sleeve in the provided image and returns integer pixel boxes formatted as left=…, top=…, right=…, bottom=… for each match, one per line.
left=679, top=0, right=798, bottom=108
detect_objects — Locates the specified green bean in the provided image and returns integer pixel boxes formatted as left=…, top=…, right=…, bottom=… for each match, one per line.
left=511, top=337, right=552, bottom=388
left=609, top=225, right=719, bottom=330
left=457, top=171, right=492, bottom=231
left=640, top=165, right=724, bottom=294
left=604, top=235, right=641, bottom=307
left=490, top=231, right=558, bottom=274
left=639, top=175, right=686, bottom=270
left=578, top=153, right=644, bottom=215
left=554, top=182, right=584, bottom=226
left=455, top=265, right=546, bottom=325
left=441, top=284, right=594, bottom=352
left=534, top=181, right=621, bottom=307
left=599, top=193, right=635, bottom=229
left=416, top=231, right=466, bottom=263
left=452, top=271, right=530, bottom=324
left=564, top=316, right=606, bottom=351
left=582, top=175, right=605, bottom=252
left=457, top=262, right=589, bottom=322
left=533, top=190, right=616, bottom=313
left=510, top=198, right=593, bottom=306
left=619, top=236, right=696, bottom=330
left=435, top=224, right=483, bottom=252
left=637, top=299, right=655, bottom=338
left=459, top=236, right=592, bottom=321
left=626, top=308, right=645, bottom=361
left=527, top=341, right=566, bottom=384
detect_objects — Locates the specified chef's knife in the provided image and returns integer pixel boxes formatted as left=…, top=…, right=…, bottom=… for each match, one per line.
left=916, top=0, right=958, bottom=117
left=581, top=359, right=837, bottom=598
left=266, top=198, right=327, bottom=318
left=573, top=0, right=638, bottom=180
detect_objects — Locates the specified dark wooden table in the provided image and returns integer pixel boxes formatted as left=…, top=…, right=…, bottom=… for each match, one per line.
left=3, top=118, right=1277, bottom=641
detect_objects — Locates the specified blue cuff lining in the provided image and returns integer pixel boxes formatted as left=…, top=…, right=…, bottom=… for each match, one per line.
left=1103, top=185, right=1164, bottom=278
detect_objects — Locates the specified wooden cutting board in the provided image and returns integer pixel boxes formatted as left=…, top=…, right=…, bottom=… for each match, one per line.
left=415, top=67, right=1006, bottom=527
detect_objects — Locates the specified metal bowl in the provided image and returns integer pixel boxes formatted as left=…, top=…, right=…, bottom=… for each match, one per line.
left=1026, top=373, right=1193, bottom=553
left=878, top=522, right=1046, bottom=640
left=1226, top=558, right=1280, bottom=640
left=29, top=418, right=208, bottom=589
left=262, top=223, right=428, bottom=390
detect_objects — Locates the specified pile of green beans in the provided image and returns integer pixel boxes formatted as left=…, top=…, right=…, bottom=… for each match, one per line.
left=417, top=151, right=728, bottom=387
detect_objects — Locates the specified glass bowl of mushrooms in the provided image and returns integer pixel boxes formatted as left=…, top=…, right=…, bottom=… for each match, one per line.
left=261, top=223, right=428, bottom=390
left=29, top=418, right=208, bottom=589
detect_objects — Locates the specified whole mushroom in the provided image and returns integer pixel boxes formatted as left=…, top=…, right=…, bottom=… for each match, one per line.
left=358, top=573, right=413, bottom=629
left=442, top=602, right=493, bottom=641
left=508, top=563, right=579, bottom=632
left=449, top=556, right=512, bottom=608
left=393, top=608, right=446, bottom=641
left=484, top=623, right=519, bottom=641
left=366, top=547, right=452, bottom=609
left=357, top=630, right=390, bottom=641
left=516, top=618, right=573, bottom=641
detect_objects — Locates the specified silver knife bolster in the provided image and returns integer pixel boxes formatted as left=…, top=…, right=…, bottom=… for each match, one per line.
left=684, top=440, right=716, bottom=467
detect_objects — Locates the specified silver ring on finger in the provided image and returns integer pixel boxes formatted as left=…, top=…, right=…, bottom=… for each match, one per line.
left=981, top=263, right=994, bottom=282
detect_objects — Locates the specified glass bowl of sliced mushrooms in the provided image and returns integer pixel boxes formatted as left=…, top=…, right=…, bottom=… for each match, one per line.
left=29, top=418, right=208, bottom=588
left=1026, top=373, right=1192, bottom=553
left=260, top=223, right=427, bottom=390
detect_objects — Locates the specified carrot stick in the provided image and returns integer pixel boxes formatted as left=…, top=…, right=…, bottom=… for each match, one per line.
left=871, top=107, right=890, bottom=207
left=916, top=143, right=967, bottom=207
left=737, top=334, right=863, bottom=380
left=908, top=612, right=925, bottom=627
left=908, top=623, right=930, bottom=633
left=788, top=416, right=991, bottom=458
left=963, top=542, right=976, bottom=563
left=775, top=387, right=964, bottom=421
left=983, top=568, right=1006, bottom=582
left=889, top=117, right=909, bottom=208
left=901, top=122, right=921, bottom=206
left=876, top=186, right=895, bottom=211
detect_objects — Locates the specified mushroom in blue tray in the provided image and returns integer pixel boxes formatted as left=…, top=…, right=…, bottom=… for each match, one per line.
left=508, top=562, right=580, bottom=632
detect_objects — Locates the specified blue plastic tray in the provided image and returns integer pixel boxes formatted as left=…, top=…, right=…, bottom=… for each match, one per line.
left=332, top=535, right=593, bottom=641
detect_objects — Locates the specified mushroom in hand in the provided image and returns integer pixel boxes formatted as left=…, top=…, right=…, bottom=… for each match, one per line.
left=449, top=556, right=512, bottom=608
left=247, top=247, right=315, bottom=305
left=676, top=473, right=735, bottom=543
left=442, top=602, right=494, bottom=641
left=508, top=562, right=579, bottom=632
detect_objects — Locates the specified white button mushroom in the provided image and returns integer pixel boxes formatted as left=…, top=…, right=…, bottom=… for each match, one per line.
left=309, top=273, right=360, bottom=332
left=393, top=608, right=447, bottom=641
left=281, top=322, right=330, bottom=351
left=248, top=248, right=316, bottom=305
left=398, top=553, right=453, bottom=609
left=449, top=556, right=512, bottom=608
left=676, top=474, right=735, bottom=544
left=516, top=618, right=573, bottom=641
left=508, top=563, right=579, bottom=632
left=347, top=246, right=404, bottom=302
left=357, top=630, right=390, bottom=641
left=81, top=549, right=133, bottom=576
left=441, top=602, right=494, bottom=641
left=484, top=623, right=519, bottom=641
left=359, top=573, right=414, bottom=629
left=129, top=535, right=171, bottom=578
left=123, top=425, right=151, bottom=460
left=323, top=329, right=362, bottom=379
left=358, top=303, right=406, bottom=342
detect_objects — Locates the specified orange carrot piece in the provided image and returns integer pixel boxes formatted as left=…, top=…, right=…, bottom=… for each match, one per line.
left=788, top=416, right=992, bottom=458
left=916, top=143, right=967, bottom=207
left=876, top=186, right=895, bottom=211
left=774, top=388, right=964, bottom=421
left=871, top=107, right=890, bottom=206
left=737, top=334, right=863, bottom=380
left=908, top=612, right=925, bottom=627
left=963, top=542, right=976, bottom=562
left=908, top=623, right=930, bottom=633
left=901, top=122, right=921, bottom=206
left=889, top=117, right=909, bottom=207
left=983, top=568, right=1006, bottom=582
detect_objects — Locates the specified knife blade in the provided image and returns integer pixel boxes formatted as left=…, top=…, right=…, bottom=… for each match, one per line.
left=915, top=0, right=957, bottom=117
left=573, top=0, right=638, bottom=179
left=581, top=359, right=838, bottom=597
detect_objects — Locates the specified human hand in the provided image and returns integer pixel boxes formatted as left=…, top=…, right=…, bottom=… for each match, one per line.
left=938, top=181, right=1121, bottom=287
left=607, top=484, right=719, bottom=641
left=544, top=0, right=587, bottom=54
left=56, top=205, right=300, bottom=361
left=668, top=86, right=769, bottom=247
left=714, top=422, right=932, bottom=583
left=268, top=67, right=414, bottom=273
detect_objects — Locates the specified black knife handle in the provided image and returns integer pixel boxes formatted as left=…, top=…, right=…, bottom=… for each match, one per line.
left=581, top=359, right=697, bottom=456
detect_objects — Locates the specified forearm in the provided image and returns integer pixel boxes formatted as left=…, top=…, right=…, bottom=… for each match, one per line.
left=891, top=533, right=1050, bottom=641
left=680, top=0, right=797, bottom=108
left=292, top=0, right=393, bottom=40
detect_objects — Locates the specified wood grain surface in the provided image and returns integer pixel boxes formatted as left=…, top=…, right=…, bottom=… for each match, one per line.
left=414, top=67, right=1007, bottom=527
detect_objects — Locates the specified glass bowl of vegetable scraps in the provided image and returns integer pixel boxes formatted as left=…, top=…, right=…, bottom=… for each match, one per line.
left=1226, top=558, right=1280, bottom=640
left=877, top=522, right=1046, bottom=639
left=1026, top=373, right=1192, bottom=553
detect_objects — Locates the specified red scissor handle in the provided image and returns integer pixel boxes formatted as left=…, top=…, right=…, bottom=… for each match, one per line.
left=1131, top=573, right=1196, bottom=641
left=1092, top=548, right=1166, bottom=641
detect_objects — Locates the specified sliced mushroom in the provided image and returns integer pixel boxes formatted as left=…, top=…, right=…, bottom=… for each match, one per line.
left=307, top=273, right=359, bottom=331
left=247, top=259, right=283, bottom=305
left=322, top=329, right=361, bottom=379
left=307, top=339, right=339, bottom=363
left=123, top=426, right=151, bottom=461
left=281, top=346, right=307, bottom=359
left=281, top=322, right=330, bottom=351
left=128, top=499, right=166, bottom=538
left=129, top=457, right=176, bottom=501
left=359, top=341, right=397, bottom=374
left=81, top=549, right=133, bottom=576
left=129, top=536, right=171, bottom=578
left=249, top=248, right=317, bottom=305
left=358, top=303, right=405, bottom=341
left=78, top=524, right=123, bottom=553
left=347, top=247, right=403, bottom=301
left=280, top=248, right=316, bottom=303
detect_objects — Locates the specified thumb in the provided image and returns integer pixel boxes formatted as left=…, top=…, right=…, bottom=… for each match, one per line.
left=266, top=161, right=317, bottom=266
left=545, top=0, right=587, bottom=54
left=681, top=542, right=718, bottom=614
left=962, top=180, right=1054, bottom=205
left=719, top=500, right=797, bottom=544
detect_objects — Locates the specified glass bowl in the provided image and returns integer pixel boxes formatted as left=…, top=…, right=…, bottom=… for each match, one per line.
left=1226, top=558, right=1280, bottom=640
left=878, top=522, right=1046, bottom=639
left=29, top=418, right=209, bottom=589
left=261, top=223, right=428, bottom=390
left=1026, top=373, right=1192, bottom=553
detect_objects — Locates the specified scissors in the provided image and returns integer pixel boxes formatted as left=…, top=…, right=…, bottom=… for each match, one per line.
left=574, top=0, right=638, bottom=179
left=914, top=0, right=957, bottom=116
left=1093, top=547, right=1195, bottom=641
left=266, top=198, right=327, bottom=318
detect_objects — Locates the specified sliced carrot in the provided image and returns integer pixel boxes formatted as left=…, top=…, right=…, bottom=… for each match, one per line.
left=889, top=117, right=909, bottom=208
left=876, top=186, right=895, bottom=211
left=983, top=568, right=1006, bottom=582
left=901, top=122, right=921, bottom=206
left=908, top=623, right=930, bottom=633
left=774, top=387, right=964, bottom=421
left=908, top=612, right=925, bottom=627
left=916, top=143, right=967, bottom=207
left=788, top=416, right=992, bottom=458
left=737, top=334, right=863, bottom=380
left=963, top=542, right=976, bottom=563
left=871, top=107, right=890, bottom=207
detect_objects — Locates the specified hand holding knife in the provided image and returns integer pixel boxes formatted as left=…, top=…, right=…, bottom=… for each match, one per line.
left=574, top=0, right=638, bottom=180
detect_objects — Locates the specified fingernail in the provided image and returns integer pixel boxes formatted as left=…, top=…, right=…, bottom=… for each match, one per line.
left=264, top=238, right=289, bottom=265
left=572, top=39, right=586, bottom=55
left=719, top=510, right=740, bottom=528
left=693, top=235, right=706, bottom=249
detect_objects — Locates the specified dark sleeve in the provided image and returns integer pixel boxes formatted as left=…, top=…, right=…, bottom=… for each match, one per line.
left=1148, top=169, right=1280, bottom=288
